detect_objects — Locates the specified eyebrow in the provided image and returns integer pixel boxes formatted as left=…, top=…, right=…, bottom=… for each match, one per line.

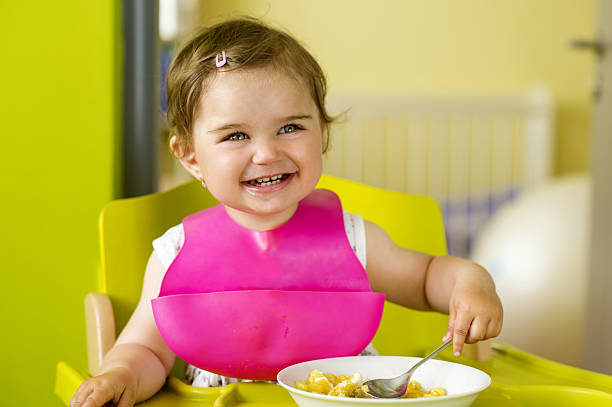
left=280, top=114, right=313, bottom=122
left=208, top=114, right=313, bottom=133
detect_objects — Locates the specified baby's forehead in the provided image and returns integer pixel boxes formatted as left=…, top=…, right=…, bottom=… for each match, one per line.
left=206, top=66, right=308, bottom=93
left=197, top=67, right=318, bottom=123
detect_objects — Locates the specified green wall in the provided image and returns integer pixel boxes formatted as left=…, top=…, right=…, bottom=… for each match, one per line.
left=0, top=2, right=121, bottom=406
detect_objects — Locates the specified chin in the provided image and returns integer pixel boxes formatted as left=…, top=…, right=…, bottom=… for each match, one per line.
left=250, top=203, right=296, bottom=217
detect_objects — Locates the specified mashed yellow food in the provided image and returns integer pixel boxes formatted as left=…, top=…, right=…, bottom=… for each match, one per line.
left=295, top=369, right=446, bottom=398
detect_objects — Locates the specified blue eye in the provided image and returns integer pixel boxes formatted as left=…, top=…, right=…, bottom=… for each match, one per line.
left=279, top=124, right=301, bottom=134
left=226, top=132, right=248, bottom=141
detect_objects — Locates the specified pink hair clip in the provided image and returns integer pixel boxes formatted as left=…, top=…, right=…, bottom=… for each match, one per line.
left=215, top=50, right=227, bottom=67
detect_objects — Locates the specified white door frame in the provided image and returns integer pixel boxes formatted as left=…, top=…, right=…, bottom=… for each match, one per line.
left=583, top=0, right=612, bottom=375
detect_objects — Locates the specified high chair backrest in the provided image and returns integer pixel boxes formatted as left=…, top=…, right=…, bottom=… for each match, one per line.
left=315, top=175, right=449, bottom=355
left=99, top=174, right=448, bottom=360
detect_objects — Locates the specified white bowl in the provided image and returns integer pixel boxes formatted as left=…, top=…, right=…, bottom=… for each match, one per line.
left=277, top=356, right=491, bottom=407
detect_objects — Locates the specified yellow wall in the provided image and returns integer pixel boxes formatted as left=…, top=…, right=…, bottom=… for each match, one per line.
left=0, top=2, right=121, bottom=406
left=199, top=0, right=596, bottom=174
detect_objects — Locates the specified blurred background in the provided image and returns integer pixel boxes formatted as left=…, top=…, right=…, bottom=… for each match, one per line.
left=1, top=1, right=610, bottom=406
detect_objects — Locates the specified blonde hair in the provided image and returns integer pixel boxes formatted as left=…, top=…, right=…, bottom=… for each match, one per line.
left=166, top=16, right=335, bottom=156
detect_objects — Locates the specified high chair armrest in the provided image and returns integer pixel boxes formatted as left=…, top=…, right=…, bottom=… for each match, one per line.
left=55, top=361, right=87, bottom=406
left=85, top=292, right=116, bottom=376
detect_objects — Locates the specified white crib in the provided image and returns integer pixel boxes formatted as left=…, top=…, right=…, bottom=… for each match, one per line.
left=324, top=88, right=554, bottom=258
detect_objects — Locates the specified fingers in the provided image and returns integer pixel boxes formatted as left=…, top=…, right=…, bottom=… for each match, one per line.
left=465, top=317, right=489, bottom=343
left=469, top=303, right=503, bottom=343
left=450, top=310, right=472, bottom=357
left=70, top=382, right=113, bottom=407
left=444, top=302, right=503, bottom=358
left=70, top=376, right=134, bottom=407
left=116, top=388, right=136, bottom=407
left=442, top=306, right=455, bottom=343
left=69, top=385, right=94, bottom=407
left=485, top=312, right=503, bottom=339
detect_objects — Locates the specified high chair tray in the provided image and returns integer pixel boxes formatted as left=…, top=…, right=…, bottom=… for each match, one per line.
left=56, top=372, right=612, bottom=407
left=445, top=341, right=612, bottom=392
left=56, top=341, right=612, bottom=407
left=127, top=379, right=612, bottom=407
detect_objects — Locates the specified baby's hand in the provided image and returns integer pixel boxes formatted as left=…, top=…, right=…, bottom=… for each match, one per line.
left=442, top=274, right=503, bottom=357
left=70, top=366, right=137, bottom=407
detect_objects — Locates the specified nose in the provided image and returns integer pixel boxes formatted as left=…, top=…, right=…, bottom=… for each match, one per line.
left=251, top=137, right=283, bottom=165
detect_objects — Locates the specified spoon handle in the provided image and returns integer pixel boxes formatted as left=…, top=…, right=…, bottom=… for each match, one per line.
left=403, top=338, right=453, bottom=377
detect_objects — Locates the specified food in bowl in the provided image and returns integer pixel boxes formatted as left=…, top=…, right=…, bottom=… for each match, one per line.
left=278, top=355, right=492, bottom=407
left=295, top=369, right=446, bottom=398
left=295, top=369, right=367, bottom=397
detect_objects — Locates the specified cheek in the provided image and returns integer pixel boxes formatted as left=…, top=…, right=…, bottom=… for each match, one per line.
left=198, top=148, right=245, bottom=184
left=311, top=137, right=324, bottom=162
left=301, top=132, right=323, bottom=155
left=301, top=139, right=323, bottom=174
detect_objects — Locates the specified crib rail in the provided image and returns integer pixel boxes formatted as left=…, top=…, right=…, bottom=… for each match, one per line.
left=324, top=88, right=553, bottom=257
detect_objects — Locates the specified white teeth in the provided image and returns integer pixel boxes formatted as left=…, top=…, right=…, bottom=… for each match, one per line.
left=246, top=173, right=290, bottom=186
left=253, top=174, right=285, bottom=183
left=258, top=179, right=281, bottom=187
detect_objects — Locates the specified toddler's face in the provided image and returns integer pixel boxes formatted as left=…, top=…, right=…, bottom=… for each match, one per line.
left=185, top=67, right=325, bottom=229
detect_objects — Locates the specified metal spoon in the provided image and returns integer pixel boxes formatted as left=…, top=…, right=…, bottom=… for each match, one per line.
left=363, top=339, right=453, bottom=398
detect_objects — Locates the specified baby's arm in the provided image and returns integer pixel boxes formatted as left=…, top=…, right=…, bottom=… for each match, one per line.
left=364, top=221, right=503, bottom=356
left=70, top=253, right=175, bottom=407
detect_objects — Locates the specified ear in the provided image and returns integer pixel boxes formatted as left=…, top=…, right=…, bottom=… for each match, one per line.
left=321, top=120, right=329, bottom=152
left=169, top=135, right=202, bottom=180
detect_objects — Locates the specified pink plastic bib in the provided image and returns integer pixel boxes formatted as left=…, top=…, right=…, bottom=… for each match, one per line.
left=152, top=189, right=385, bottom=380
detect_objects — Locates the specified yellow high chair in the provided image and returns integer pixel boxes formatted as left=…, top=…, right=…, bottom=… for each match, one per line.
left=55, top=175, right=612, bottom=406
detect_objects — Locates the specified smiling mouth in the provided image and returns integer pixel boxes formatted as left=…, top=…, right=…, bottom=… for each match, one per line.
left=243, top=173, right=293, bottom=187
